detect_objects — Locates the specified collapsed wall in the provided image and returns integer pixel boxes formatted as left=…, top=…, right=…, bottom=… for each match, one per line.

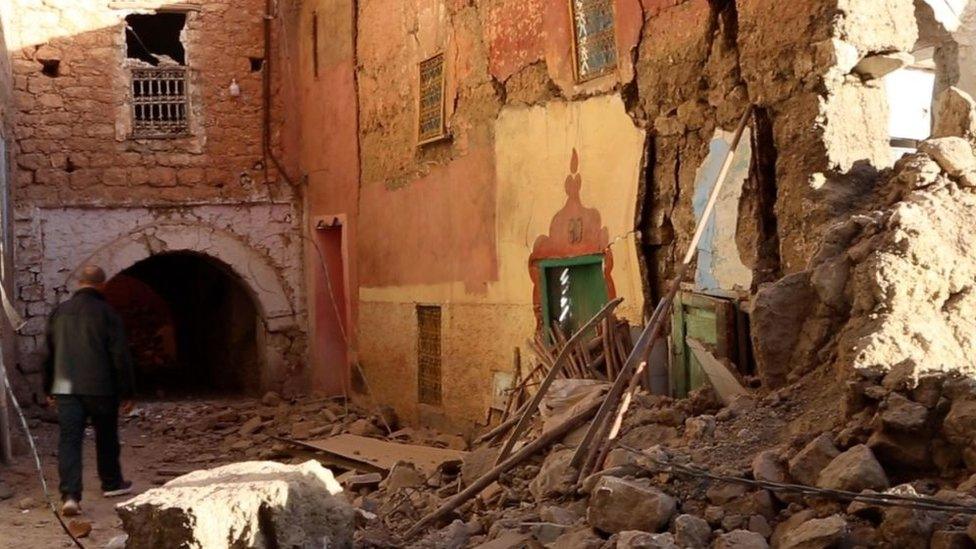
left=753, top=91, right=976, bottom=392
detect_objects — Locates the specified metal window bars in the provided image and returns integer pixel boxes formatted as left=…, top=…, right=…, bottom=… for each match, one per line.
left=131, top=67, right=189, bottom=138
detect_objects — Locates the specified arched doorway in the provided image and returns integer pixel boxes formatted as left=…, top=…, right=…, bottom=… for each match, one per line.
left=103, top=251, right=262, bottom=397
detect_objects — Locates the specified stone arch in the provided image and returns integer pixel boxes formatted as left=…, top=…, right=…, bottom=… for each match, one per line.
left=67, top=222, right=297, bottom=332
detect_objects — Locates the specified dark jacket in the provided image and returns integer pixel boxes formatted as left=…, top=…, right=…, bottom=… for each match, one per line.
left=42, top=287, right=135, bottom=397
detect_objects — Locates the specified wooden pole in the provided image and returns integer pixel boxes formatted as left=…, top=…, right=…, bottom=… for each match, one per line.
left=492, top=298, right=622, bottom=466
left=570, top=106, right=754, bottom=477
left=403, top=398, right=602, bottom=540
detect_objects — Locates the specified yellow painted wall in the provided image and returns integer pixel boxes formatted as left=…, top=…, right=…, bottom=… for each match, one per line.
left=357, top=94, right=646, bottom=426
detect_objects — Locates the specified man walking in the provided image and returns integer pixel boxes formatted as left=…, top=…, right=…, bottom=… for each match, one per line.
left=43, top=265, right=135, bottom=516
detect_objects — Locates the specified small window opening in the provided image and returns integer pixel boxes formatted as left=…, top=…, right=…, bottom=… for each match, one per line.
left=311, top=12, right=319, bottom=77
left=249, top=57, right=264, bottom=72
left=885, top=47, right=935, bottom=163
left=417, top=305, right=442, bottom=406
left=418, top=53, right=447, bottom=144
left=40, top=59, right=60, bottom=77
left=125, top=13, right=187, bottom=66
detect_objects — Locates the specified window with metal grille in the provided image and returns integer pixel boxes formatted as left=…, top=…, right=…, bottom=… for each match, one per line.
left=570, top=0, right=618, bottom=82
left=131, top=67, right=189, bottom=138
left=418, top=54, right=447, bottom=144
left=417, top=305, right=443, bottom=405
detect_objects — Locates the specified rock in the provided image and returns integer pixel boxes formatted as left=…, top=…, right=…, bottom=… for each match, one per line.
left=382, top=462, right=424, bottom=491
left=0, top=482, right=12, bottom=500
left=778, top=514, right=847, bottom=549
left=17, top=496, right=36, bottom=510
left=880, top=393, right=928, bottom=432
left=540, top=504, right=577, bottom=525
left=930, top=529, right=975, bottom=549
left=291, top=421, right=314, bottom=439
left=867, top=429, right=930, bottom=469
left=530, top=448, right=576, bottom=501
left=346, top=418, right=381, bottom=437
left=933, top=87, right=976, bottom=141
left=919, top=137, right=976, bottom=178
left=685, top=415, right=716, bottom=440
left=852, top=51, right=913, bottom=79
left=620, top=423, right=678, bottom=448
left=616, top=530, right=679, bottom=548
left=674, top=514, right=711, bottom=548
left=261, top=391, right=282, bottom=406
left=104, top=535, right=128, bottom=549
left=461, top=445, right=499, bottom=488
left=587, top=476, right=676, bottom=534
left=238, top=416, right=263, bottom=436
left=527, top=522, right=567, bottom=544
left=771, top=509, right=817, bottom=547
left=747, top=515, right=771, bottom=538
left=944, top=399, right=976, bottom=446
left=706, top=483, right=748, bottom=505
left=751, top=450, right=787, bottom=484
left=548, top=526, right=603, bottom=549
left=67, top=519, right=92, bottom=539
left=117, top=460, right=355, bottom=549
left=788, top=434, right=839, bottom=486
left=750, top=272, right=818, bottom=388
left=816, top=444, right=888, bottom=492
left=712, top=529, right=768, bottom=549
left=879, top=487, right=935, bottom=548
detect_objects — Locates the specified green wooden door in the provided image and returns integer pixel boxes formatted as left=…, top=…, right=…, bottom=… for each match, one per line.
left=541, top=256, right=609, bottom=340
left=670, top=291, right=736, bottom=398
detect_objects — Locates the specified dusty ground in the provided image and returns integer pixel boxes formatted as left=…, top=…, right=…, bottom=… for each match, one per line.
left=0, top=399, right=248, bottom=548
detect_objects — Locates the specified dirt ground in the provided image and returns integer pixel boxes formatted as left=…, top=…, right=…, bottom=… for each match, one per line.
left=0, top=399, right=244, bottom=549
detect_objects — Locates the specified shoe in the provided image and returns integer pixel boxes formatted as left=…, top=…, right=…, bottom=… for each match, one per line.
left=102, top=480, right=133, bottom=498
left=61, top=497, right=80, bottom=517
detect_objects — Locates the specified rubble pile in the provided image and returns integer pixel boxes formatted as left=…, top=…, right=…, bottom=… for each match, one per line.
left=124, top=392, right=464, bottom=485
left=343, top=96, right=976, bottom=548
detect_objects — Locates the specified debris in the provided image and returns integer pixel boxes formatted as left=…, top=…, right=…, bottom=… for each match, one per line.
left=586, top=476, right=676, bottom=534
left=852, top=51, right=912, bottom=79
left=674, top=513, right=712, bottom=547
left=787, top=433, right=839, bottom=486
left=66, top=519, right=92, bottom=539
left=686, top=337, right=749, bottom=405
left=777, top=515, right=847, bottom=549
left=17, top=496, right=36, bottom=510
left=290, top=434, right=466, bottom=475
left=713, top=529, right=769, bottom=549
left=118, top=460, right=355, bottom=549
left=816, top=444, right=889, bottom=492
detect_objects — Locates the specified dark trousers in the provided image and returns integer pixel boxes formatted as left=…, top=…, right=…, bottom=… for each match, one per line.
left=56, top=395, right=123, bottom=500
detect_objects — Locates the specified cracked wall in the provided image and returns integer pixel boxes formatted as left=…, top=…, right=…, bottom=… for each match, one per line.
left=292, top=0, right=947, bottom=425
left=4, top=0, right=306, bottom=400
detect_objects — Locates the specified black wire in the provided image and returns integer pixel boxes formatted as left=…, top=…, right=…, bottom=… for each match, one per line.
left=2, top=373, right=86, bottom=548
left=618, top=444, right=976, bottom=515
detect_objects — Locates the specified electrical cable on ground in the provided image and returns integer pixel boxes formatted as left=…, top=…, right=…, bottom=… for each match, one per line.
left=1, top=372, right=86, bottom=548
left=618, top=443, right=976, bottom=515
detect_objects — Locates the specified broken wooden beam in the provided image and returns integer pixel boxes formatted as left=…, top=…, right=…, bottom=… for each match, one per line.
left=493, top=298, right=623, bottom=466
left=403, top=397, right=602, bottom=540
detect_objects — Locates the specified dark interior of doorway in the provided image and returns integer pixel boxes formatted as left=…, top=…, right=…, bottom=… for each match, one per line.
left=103, top=252, right=261, bottom=397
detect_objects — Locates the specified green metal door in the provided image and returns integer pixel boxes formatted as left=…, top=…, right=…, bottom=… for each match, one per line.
left=540, top=255, right=609, bottom=340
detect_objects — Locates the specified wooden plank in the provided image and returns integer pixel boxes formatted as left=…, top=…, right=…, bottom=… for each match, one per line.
left=686, top=337, right=748, bottom=405
left=291, top=434, right=466, bottom=475
left=493, top=298, right=623, bottom=465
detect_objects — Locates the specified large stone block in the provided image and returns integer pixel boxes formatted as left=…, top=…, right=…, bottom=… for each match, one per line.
left=117, top=460, right=355, bottom=549
left=586, top=476, right=676, bottom=534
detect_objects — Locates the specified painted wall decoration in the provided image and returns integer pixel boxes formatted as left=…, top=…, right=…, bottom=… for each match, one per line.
left=529, top=149, right=615, bottom=329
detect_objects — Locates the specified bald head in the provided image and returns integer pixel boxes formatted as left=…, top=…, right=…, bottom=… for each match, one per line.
left=78, top=265, right=107, bottom=288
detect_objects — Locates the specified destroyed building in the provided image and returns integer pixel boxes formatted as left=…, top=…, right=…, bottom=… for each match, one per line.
left=4, top=0, right=976, bottom=546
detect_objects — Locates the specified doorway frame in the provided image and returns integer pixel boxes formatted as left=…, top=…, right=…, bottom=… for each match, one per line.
left=311, top=214, right=353, bottom=395
left=538, top=254, right=607, bottom=339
